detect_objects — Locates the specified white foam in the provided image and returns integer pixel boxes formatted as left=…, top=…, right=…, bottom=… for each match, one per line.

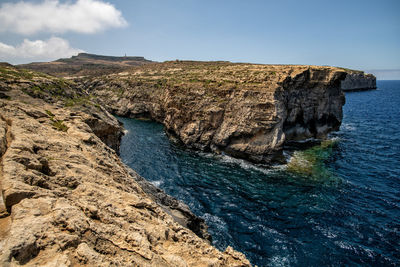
left=197, top=150, right=286, bottom=174
left=268, top=254, right=291, bottom=267
left=341, top=123, right=356, bottom=131
left=150, top=180, right=163, bottom=187
left=202, top=213, right=227, bottom=229
left=218, top=154, right=279, bottom=175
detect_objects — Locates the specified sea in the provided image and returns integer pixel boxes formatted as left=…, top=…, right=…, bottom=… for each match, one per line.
left=118, top=80, right=400, bottom=266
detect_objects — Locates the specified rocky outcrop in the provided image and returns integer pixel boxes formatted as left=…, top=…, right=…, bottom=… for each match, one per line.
left=84, top=62, right=353, bottom=163
left=0, top=65, right=250, bottom=266
left=341, top=72, right=376, bottom=91
left=126, top=167, right=212, bottom=241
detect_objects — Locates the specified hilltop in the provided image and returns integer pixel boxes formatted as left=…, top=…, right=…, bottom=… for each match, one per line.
left=18, top=53, right=153, bottom=77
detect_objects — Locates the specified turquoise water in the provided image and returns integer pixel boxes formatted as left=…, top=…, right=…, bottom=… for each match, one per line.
left=118, top=81, right=400, bottom=266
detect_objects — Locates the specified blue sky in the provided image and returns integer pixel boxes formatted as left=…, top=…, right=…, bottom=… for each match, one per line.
left=0, top=0, right=399, bottom=79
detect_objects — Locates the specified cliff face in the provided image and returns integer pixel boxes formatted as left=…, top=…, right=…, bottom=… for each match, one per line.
left=84, top=62, right=351, bottom=163
left=340, top=72, right=376, bottom=91
left=0, top=65, right=250, bottom=266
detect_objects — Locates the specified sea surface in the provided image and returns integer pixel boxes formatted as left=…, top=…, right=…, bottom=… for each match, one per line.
left=118, top=80, right=400, bottom=266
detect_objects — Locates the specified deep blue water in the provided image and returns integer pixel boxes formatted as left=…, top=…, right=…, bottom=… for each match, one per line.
left=118, top=80, right=400, bottom=266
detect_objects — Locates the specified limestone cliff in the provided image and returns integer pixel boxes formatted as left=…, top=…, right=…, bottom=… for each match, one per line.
left=0, top=64, right=250, bottom=266
left=83, top=61, right=356, bottom=163
left=340, top=71, right=376, bottom=91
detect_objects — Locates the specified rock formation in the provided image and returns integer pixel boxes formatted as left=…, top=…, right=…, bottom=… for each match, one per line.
left=0, top=58, right=377, bottom=266
left=83, top=61, right=365, bottom=163
left=340, top=71, right=376, bottom=91
left=0, top=64, right=250, bottom=266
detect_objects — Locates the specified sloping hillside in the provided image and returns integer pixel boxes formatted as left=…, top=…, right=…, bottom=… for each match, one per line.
left=18, top=53, right=153, bottom=77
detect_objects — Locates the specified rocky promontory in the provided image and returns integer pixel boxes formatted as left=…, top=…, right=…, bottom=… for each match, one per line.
left=340, top=70, right=376, bottom=91
left=0, top=64, right=250, bottom=266
left=83, top=61, right=370, bottom=163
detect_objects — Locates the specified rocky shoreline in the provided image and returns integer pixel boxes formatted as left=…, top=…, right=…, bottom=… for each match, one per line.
left=0, top=64, right=250, bottom=266
left=0, top=60, right=377, bottom=266
left=83, top=61, right=375, bottom=164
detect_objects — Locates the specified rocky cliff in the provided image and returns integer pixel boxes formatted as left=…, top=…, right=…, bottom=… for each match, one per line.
left=83, top=61, right=355, bottom=163
left=0, top=59, right=376, bottom=266
left=0, top=64, right=250, bottom=266
left=340, top=71, right=376, bottom=91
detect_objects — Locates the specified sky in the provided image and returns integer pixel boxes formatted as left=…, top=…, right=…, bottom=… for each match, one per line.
left=0, top=0, right=399, bottom=79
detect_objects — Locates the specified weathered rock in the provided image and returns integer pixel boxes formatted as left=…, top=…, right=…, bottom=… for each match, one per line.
left=126, top=166, right=212, bottom=242
left=0, top=65, right=250, bottom=266
left=84, top=61, right=369, bottom=163
left=341, top=71, right=376, bottom=91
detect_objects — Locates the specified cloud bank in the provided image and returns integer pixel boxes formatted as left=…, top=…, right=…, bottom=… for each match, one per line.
left=0, top=37, right=83, bottom=64
left=0, top=0, right=127, bottom=35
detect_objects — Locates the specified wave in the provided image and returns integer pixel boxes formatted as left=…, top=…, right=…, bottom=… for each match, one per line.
left=341, top=123, right=357, bottom=131
left=197, top=151, right=285, bottom=175
left=150, top=180, right=163, bottom=187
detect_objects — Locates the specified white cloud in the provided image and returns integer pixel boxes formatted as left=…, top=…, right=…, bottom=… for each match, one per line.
left=0, top=0, right=127, bottom=35
left=0, top=37, right=84, bottom=64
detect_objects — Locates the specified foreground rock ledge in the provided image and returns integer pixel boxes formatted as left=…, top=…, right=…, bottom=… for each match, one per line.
left=0, top=65, right=250, bottom=266
left=84, top=61, right=376, bottom=163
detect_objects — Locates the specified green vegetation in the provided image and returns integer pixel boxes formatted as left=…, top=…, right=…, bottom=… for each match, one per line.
left=45, top=109, right=55, bottom=117
left=64, top=95, right=92, bottom=107
left=22, top=80, right=73, bottom=101
left=0, top=65, right=83, bottom=103
left=51, top=119, right=68, bottom=132
left=45, top=109, right=68, bottom=132
left=154, top=79, right=167, bottom=88
left=11, top=69, right=97, bottom=108
left=0, top=66, right=34, bottom=80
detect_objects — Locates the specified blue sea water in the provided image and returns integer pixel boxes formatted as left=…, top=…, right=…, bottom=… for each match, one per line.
left=118, top=80, right=400, bottom=266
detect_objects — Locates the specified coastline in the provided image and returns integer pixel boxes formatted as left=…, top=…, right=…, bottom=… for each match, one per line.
left=0, top=64, right=251, bottom=266
left=0, top=60, right=379, bottom=266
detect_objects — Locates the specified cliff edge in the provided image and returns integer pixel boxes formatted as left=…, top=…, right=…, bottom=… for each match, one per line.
left=83, top=61, right=362, bottom=163
left=0, top=64, right=250, bottom=266
left=340, top=71, right=377, bottom=91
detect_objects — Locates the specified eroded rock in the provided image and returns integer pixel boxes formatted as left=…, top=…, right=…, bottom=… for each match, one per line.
left=0, top=65, right=250, bottom=266
left=341, top=72, right=376, bottom=91
left=85, top=62, right=371, bottom=163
